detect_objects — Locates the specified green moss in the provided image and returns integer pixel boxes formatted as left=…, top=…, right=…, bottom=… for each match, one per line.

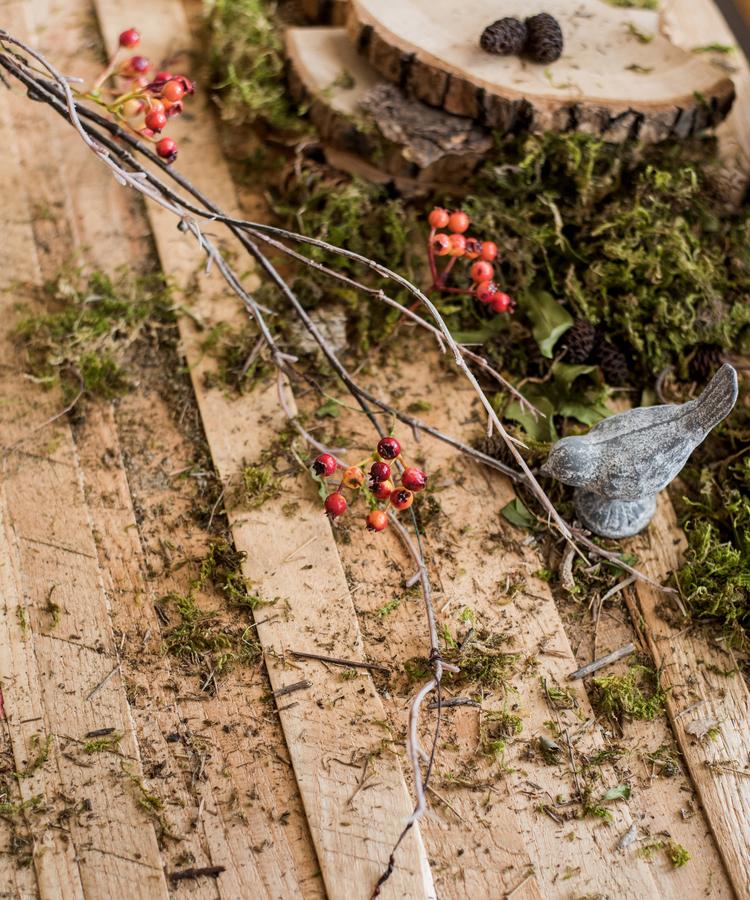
left=17, top=734, right=53, bottom=778
left=205, top=0, right=304, bottom=130
left=83, top=733, right=122, bottom=754
left=162, top=539, right=263, bottom=686
left=201, top=320, right=270, bottom=393
left=235, top=463, right=282, bottom=509
left=481, top=710, right=523, bottom=758
left=667, top=841, right=690, bottom=867
left=593, top=664, right=666, bottom=723
left=14, top=268, right=174, bottom=403
left=448, top=631, right=519, bottom=690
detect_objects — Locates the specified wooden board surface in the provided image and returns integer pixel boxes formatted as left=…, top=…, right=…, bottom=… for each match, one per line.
left=347, top=0, right=735, bottom=141
left=662, top=0, right=750, bottom=201
left=285, top=27, right=492, bottom=184
left=90, top=0, right=436, bottom=896
left=0, top=0, right=747, bottom=896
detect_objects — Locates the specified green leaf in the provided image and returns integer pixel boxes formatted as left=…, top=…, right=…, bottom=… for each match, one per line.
left=526, top=291, right=573, bottom=358
left=558, top=399, right=610, bottom=426
left=504, top=388, right=557, bottom=442
left=451, top=318, right=506, bottom=344
left=550, top=361, right=599, bottom=392
left=501, top=498, right=537, bottom=530
left=315, top=398, right=340, bottom=419
left=602, top=784, right=631, bottom=802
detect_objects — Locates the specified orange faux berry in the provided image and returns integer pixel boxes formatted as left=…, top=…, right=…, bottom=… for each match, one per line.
left=481, top=241, right=498, bottom=262
left=342, top=466, right=365, bottom=489
left=389, top=487, right=414, bottom=511
left=366, top=509, right=389, bottom=532
left=475, top=280, right=498, bottom=304
left=448, top=210, right=470, bottom=233
left=428, top=207, right=450, bottom=229
left=464, top=237, right=483, bottom=259
left=162, top=79, right=185, bottom=102
left=448, top=233, right=467, bottom=257
left=432, top=233, right=451, bottom=256
left=470, top=260, right=494, bottom=283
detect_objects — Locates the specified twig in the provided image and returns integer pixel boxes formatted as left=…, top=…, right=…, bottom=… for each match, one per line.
left=273, top=679, right=312, bottom=698
left=289, top=650, right=390, bottom=676
left=85, top=664, right=120, bottom=701
left=169, top=866, right=226, bottom=882
left=427, top=697, right=480, bottom=710
left=568, top=643, right=635, bottom=681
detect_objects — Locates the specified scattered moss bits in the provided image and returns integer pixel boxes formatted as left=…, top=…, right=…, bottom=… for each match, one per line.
left=593, top=664, right=666, bottom=723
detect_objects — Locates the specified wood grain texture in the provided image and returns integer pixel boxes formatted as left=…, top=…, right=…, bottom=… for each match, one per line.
left=347, top=0, right=736, bottom=141
left=90, top=0, right=436, bottom=895
left=0, top=60, right=169, bottom=900
left=285, top=27, right=492, bottom=184
left=301, top=0, right=349, bottom=25
left=629, top=497, right=750, bottom=899
left=662, top=0, right=750, bottom=202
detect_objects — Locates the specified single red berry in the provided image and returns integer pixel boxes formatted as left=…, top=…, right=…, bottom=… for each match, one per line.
left=475, top=279, right=498, bottom=304
left=491, top=292, right=512, bottom=314
left=162, top=79, right=185, bottom=102
left=325, top=492, right=347, bottom=520
left=432, top=233, right=451, bottom=257
left=342, top=466, right=365, bottom=489
left=154, top=70, right=173, bottom=83
left=470, top=260, right=494, bottom=283
left=401, top=467, right=427, bottom=492
left=372, top=479, right=394, bottom=500
left=481, top=241, right=498, bottom=262
left=312, top=453, right=337, bottom=477
left=144, top=109, right=167, bottom=132
left=377, top=436, right=401, bottom=460
left=156, top=137, right=178, bottom=162
left=390, top=488, right=414, bottom=511
left=370, top=461, right=391, bottom=483
left=366, top=509, right=389, bottom=532
left=119, top=28, right=140, bottom=48
left=464, top=237, right=483, bottom=259
left=428, top=207, right=450, bottom=229
left=448, top=233, right=467, bottom=257
left=127, top=55, right=150, bottom=74
left=448, top=210, right=470, bottom=233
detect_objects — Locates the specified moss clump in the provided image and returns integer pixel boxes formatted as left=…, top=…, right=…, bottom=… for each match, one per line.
left=14, top=268, right=174, bottom=403
left=638, top=839, right=691, bottom=868
left=448, top=630, right=519, bottom=690
left=205, top=0, right=304, bottom=131
left=162, top=539, right=263, bottom=686
left=481, top=710, right=523, bottom=758
left=83, top=733, right=122, bottom=754
left=235, top=463, right=282, bottom=508
left=593, top=664, right=666, bottom=723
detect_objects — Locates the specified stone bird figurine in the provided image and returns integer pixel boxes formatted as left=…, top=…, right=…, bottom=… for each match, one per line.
left=541, top=364, right=739, bottom=538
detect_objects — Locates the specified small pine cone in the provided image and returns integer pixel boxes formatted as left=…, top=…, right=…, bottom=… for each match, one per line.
left=480, top=18, right=527, bottom=56
left=524, top=13, right=564, bottom=64
left=561, top=319, right=596, bottom=364
left=689, top=343, right=723, bottom=382
left=594, top=338, right=629, bottom=385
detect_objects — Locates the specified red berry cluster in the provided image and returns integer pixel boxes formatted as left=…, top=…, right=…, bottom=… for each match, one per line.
left=312, top=437, right=427, bottom=534
left=86, top=28, right=195, bottom=163
left=427, top=208, right=516, bottom=315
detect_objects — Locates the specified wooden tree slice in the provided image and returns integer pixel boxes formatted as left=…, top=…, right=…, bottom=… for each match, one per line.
left=347, top=0, right=736, bottom=142
left=285, top=27, right=493, bottom=183
left=301, top=0, right=349, bottom=25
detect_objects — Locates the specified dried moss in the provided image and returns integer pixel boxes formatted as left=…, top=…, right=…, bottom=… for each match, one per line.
left=234, top=463, right=282, bottom=509
left=448, top=630, right=519, bottom=690
left=201, top=321, right=271, bottom=392
left=593, top=664, right=666, bottom=723
left=14, top=268, right=174, bottom=403
left=205, top=0, right=305, bottom=131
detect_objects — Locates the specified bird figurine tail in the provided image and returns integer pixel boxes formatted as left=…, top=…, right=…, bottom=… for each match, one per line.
left=691, top=363, right=739, bottom=432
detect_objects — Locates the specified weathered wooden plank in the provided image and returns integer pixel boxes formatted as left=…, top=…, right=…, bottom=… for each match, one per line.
left=0, top=56, right=170, bottom=899
left=630, top=497, right=750, bottom=899
left=90, top=0, right=436, bottom=895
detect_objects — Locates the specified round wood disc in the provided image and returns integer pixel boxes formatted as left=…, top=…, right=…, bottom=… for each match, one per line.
left=347, top=0, right=735, bottom=142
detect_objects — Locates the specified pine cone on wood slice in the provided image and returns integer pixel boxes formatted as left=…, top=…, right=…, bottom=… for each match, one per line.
left=689, top=343, right=724, bottom=382
left=593, top=337, right=630, bottom=385
left=561, top=319, right=597, bottom=364
left=524, top=13, right=564, bottom=64
left=479, top=18, right=527, bottom=56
